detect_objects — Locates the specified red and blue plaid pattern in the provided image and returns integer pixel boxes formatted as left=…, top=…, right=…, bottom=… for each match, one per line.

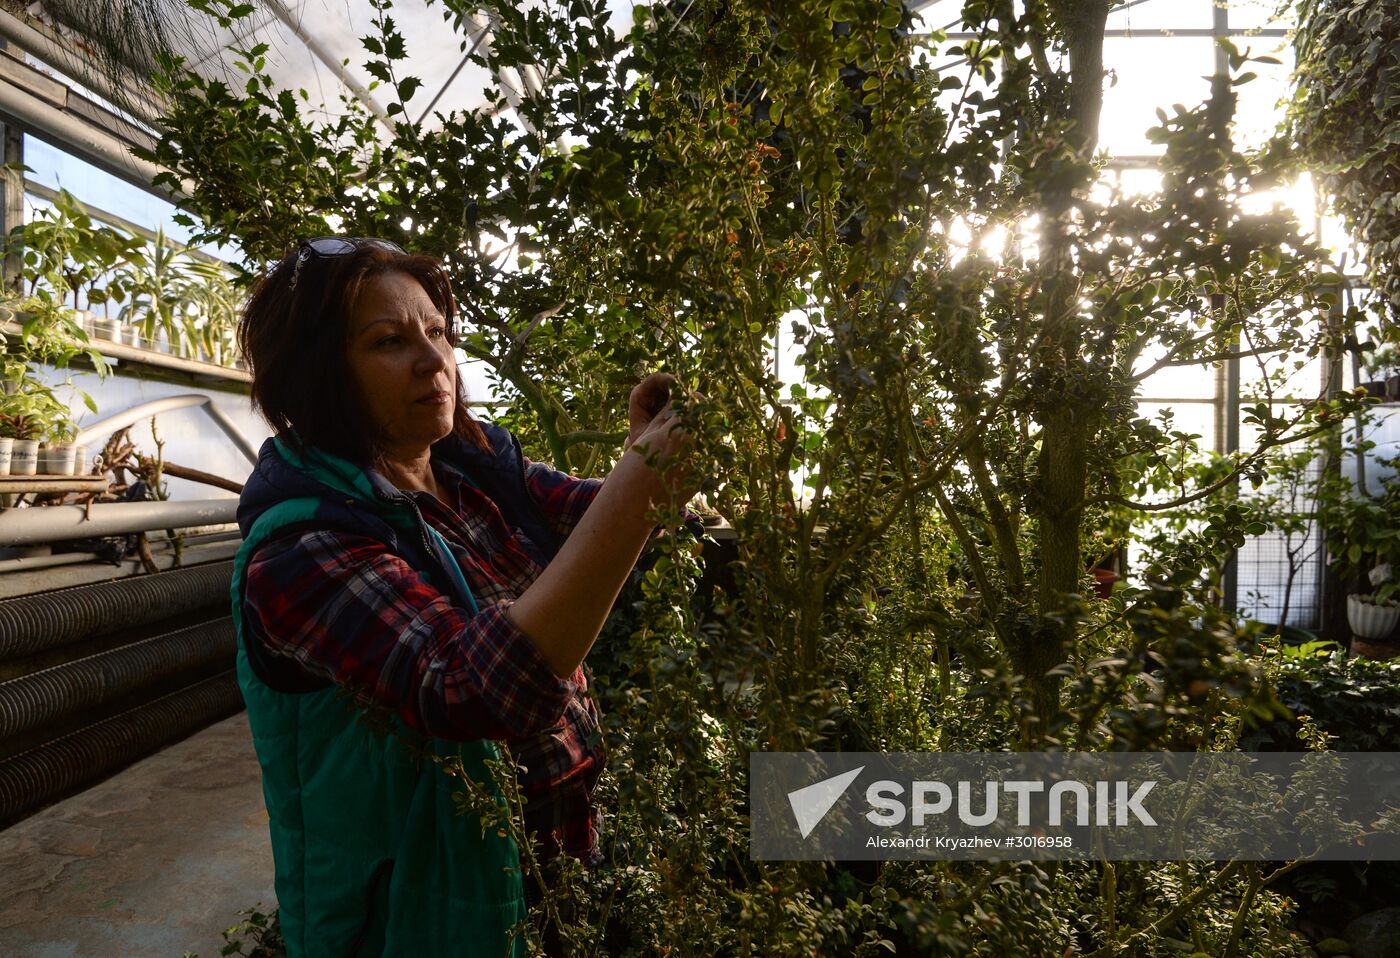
left=243, top=454, right=607, bottom=863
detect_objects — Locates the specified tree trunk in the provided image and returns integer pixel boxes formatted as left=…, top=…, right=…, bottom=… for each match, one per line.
left=1019, top=0, right=1112, bottom=727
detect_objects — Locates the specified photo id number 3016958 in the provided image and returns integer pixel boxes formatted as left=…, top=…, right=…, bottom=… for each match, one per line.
left=1005, top=835, right=1074, bottom=849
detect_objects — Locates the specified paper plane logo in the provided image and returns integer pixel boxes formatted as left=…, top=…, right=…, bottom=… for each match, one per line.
left=787, top=766, right=865, bottom=839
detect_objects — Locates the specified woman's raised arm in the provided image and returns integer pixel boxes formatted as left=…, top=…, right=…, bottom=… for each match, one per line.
left=506, top=395, right=694, bottom=679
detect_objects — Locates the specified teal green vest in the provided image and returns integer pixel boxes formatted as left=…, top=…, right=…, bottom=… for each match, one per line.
left=231, top=451, right=527, bottom=957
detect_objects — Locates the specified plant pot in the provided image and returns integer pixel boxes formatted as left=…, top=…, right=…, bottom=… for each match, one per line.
left=42, top=442, right=77, bottom=476
left=1347, top=593, right=1400, bottom=641
left=9, top=438, right=39, bottom=476
left=1091, top=567, right=1119, bottom=599
left=1351, top=636, right=1400, bottom=660
left=72, top=444, right=87, bottom=475
left=0, top=437, right=12, bottom=476
left=121, top=324, right=143, bottom=348
left=93, top=316, right=121, bottom=342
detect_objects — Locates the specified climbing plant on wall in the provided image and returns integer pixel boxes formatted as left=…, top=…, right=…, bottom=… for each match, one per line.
left=1289, top=0, right=1400, bottom=328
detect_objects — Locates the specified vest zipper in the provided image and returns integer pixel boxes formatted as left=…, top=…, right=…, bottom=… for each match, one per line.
left=373, top=487, right=436, bottom=559
left=511, top=432, right=544, bottom=513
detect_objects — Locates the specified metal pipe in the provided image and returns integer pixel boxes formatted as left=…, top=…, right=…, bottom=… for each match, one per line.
left=0, top=671, right=243, bottom=827
left=198, top=400, right=259, bottom=465
left=72, top=393, right=258, bottom=465
left=0, top=9, right=165, bottom=127
left=0, top=528, right=240, bottom=575
left=0, top=559, right=234, bottom=660
left=0, top=498, right=238, bottom=547
left=71, top=394, right=208, bottom=447
left=0, top=552, right=93, bottom=575
left=0, top=617, right=234, bottom=739
left=0, top=66, right=172, bottom=195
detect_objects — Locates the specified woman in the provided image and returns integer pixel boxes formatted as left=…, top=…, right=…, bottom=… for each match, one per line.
left=230, top=237, right=694, bottom=957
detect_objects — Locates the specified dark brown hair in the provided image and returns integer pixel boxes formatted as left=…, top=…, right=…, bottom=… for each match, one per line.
left=239, top=244, right=489, bottom=464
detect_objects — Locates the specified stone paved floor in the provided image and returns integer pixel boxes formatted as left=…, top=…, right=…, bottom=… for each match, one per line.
left=0, top=714, right=276, bottom=958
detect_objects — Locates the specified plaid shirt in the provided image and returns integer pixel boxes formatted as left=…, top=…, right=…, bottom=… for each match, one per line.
left=242, top=453, right=607, bottom=864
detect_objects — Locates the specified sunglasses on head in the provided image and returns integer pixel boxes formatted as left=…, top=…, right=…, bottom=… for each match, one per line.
left=288, top=236, right=406, bottom=289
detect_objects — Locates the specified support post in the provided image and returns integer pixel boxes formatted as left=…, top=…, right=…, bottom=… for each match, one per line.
left=0, top=119, right=22, bottom=293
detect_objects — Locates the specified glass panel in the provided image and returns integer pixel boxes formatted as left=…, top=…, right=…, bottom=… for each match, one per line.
left=1106, top=0, right=1213, bottom=31
left=909, top=0, right=967, bottom=32
left=1231, top=38, right=1294, bottom=150
left=1115, top=167, right=1166, bottom=198
left=1225, top=0, right=1295, bottom=31
left=1139, top=363, right=1220, bottom=402
left=1235, top=527, right=1323, bottom=629
left=24, top=134, right=184, bottom=240
left=1100, top=38, right=1216, bottom=156
left=22, top=134, right=241, bottom=263
left=1137, top=400, right=1217, bottom=451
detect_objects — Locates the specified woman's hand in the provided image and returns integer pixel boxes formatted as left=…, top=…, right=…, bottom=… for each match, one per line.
left=625, top=372, right=675, bottom=453
left=624, top=372, right=697, bottom=501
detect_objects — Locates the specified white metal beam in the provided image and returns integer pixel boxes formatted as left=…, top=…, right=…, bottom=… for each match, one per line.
left=260, top=0, right=395, bottom=135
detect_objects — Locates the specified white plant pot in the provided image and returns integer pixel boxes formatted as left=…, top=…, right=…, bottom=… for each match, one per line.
left=42, top=442, right=77, bottom=476
left=72, top=444, right=87, bottom=475
left=9, top=439, right=39, bottom=476
left=121, top=325, right=144, bottom=348
left=1347, top=594, right=1400, bottom=641
left=93, top=317, right=121, bottom=342
left=0, top=437, right=12, bottom=476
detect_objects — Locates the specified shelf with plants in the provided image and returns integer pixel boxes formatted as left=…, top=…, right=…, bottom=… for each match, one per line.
left=5, top=189, right=247, bottom=375
left=0, top=308, right=106, bottom=483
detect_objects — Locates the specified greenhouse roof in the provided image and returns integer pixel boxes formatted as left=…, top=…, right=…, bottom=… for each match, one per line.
left=15, top=0, right=1286, bottom=143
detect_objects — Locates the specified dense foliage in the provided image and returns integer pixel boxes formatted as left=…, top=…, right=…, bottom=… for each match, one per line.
left=1289, top=0, right=1400, bottom=325
left=124, top=0, right=1397, bottom=954
left=1242, top=642, right=1400, bottom=751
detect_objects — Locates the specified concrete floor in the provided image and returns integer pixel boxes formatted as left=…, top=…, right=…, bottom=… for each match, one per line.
left=0, top=714, right=276, bottom=958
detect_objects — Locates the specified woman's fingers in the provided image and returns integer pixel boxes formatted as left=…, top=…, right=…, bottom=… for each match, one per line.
left=630, top=372, right=675, bottom=421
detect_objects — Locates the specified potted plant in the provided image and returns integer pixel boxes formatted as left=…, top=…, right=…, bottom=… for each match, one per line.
left=6, top=187, right=144, bottom=338
left=117, top=227, right=188, bottom=354
left=0, top=386, right=16, bottom=477
left=1362, top=343, right=1400, bottom=402
left=177, top=259, right=241, bottom=366
left=0, top=384, right=65, bottom=476
left=1322, top=454, right=1400, bottom=644
left=40, top=417, right=79, bottom=476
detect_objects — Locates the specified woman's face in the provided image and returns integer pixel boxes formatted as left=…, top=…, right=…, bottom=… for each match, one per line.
left=345, top=270, right=457, bottom=459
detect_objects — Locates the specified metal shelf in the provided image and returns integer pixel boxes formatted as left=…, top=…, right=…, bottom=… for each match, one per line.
left=1, top=320, right=251, bottom=389
left=0, top=474, right=109, bottom=495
